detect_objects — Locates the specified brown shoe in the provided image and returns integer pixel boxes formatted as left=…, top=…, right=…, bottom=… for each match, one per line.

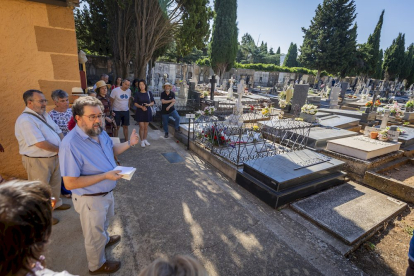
left=106, top=235, right=121, bottom=248
left=89, top=260, right=121, bottom=275
left=52, top=217, right=59, bottom=225
left=55, top=203, right=71, bottom=210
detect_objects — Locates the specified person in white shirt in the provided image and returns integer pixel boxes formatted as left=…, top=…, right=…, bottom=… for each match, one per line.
left=110, top=79, right=131, bottom=141
left=15, top=90, right=71, bottom=225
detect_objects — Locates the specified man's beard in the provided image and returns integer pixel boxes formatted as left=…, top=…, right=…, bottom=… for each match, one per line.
left=85, top=123, right=103, bottom=137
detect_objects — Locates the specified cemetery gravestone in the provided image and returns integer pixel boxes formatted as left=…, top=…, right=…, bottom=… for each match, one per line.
left=329, top=87, right=341, bottom=109
left=290, top=84, right=309, bottom=113
left=236, top=149, right=347, bottom=208
left=326, top=136, right=401, bottom=160
left=340, top=82, right=349, bottom=101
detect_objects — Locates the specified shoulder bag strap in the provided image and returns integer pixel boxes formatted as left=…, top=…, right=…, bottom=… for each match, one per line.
left=23, top=112, right=60, bottom=136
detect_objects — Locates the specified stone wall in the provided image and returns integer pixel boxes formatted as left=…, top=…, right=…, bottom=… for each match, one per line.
left=0, top=0, right=81, bottom=178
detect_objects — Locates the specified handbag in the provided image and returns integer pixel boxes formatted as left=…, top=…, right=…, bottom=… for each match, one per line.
left=147, top=91, right=157, bottom=116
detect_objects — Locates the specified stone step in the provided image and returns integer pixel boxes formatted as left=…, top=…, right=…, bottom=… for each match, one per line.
left=236, top=168, right=347, bottom=209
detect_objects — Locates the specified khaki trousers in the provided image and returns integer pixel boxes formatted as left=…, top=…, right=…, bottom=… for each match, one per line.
left=72, top=192, right=114, bottom=271
left=22, top=155, right=62, bottom=208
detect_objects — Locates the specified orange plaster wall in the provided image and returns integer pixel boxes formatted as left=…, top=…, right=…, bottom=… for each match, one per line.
left=0, top=0, right=81, bottom=179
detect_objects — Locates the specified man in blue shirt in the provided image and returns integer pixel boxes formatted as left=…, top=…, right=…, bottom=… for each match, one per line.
left=59, top=96, right=139, bottom=275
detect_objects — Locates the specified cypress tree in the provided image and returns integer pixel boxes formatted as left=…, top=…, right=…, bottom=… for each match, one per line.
left=373, top=49, right=384, bottom=80
left=366, top=10, right=384, bottom=76
left=299, top=0, right=357, bottom=79
left=276, top=47, right=280, bottom=55
left=283, top=43, right=298, bottom=67
left=210, top=0, right=238, bottom=79
left=401, top=43, right=414, bottom=81
left=269, top=47, right=275, bottom=55
left=383, top=33, right=406, bottom=80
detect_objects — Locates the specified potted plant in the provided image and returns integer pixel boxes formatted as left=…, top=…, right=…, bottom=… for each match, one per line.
left=300, top=104, right=318, bottom=122
left=406, top=100, right=414, bottom=112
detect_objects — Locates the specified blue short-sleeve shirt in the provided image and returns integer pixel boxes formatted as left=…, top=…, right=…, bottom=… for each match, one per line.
left=59, top=125, right=117, bottom=195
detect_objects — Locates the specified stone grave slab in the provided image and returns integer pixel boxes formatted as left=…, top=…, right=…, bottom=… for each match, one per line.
left=290, top=84, right=309, bottom=113
left=314, top=112, right=331, bottom=118
left=306, top=127, right=358, bottom=149
left=326, top=136, right=401, bottom=160
left=236, top=149, right=347, bottom=208
left=318, top=115, right=359, bottom=129
left=318, top=108, right=363, bottom=119
left=393, top=126, right=414, bottom=148
left=291, top=181, right=407, bottom=245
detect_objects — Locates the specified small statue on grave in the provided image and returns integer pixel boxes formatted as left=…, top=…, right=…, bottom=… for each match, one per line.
left=228, top=76, right=235, bottom=99
left=235, top=80, right=245, bottom=115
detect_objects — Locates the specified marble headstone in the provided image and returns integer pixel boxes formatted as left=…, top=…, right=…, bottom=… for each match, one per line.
left=326, top=136, right=401, bottom=160
left=290, top=84, right=309, bottom=113
left=340, top=82, right=349, bottom=100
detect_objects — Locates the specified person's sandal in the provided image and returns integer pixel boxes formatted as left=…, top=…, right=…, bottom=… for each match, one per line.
left=89, top=260, right=121, bottom=275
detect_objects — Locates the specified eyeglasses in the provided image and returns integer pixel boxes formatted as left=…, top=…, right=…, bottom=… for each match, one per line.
left=57, top=99, right=69, bottom=103
left=82, top=114, right=105, bottom=121
left=32, top=99, right=48, bottom=104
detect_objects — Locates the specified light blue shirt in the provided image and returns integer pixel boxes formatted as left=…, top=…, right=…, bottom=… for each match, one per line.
left=59, top=125, right=116, bottom=196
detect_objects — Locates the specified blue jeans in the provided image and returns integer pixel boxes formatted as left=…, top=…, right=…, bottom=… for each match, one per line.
left=409, top=235, right=414, bottom=261
left=162, top=110, right=180, bottom=134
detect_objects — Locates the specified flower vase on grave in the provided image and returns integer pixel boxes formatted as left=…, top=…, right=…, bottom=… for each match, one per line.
left=300, top=113, right=317, bottom=123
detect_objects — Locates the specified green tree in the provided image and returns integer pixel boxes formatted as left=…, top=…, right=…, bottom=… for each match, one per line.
left=299, top=0, right=357, bottom=79
left=383, top=33, right=406, bottom=80
left=276, top=47, right=280, bottom=55
left=210, top=0, right=238, bottom=79
left=401, top=43, right=414, bottom=81
left=174, top=0, right=214, bottom=62
left=373, top=49, right=384, bottom=79
left=365, top=10, right=384, bottom=76
left=260, top=42, right=268, bottom=55
left=74, top=1, right=111, bottom=56
left=283, top=42, right=298, bottom=67
left=269, top=47, right=275, bottom=55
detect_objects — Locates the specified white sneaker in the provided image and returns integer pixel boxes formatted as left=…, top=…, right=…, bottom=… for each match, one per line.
left=141, top=141, right=146, bottom=148
left=144, top=140, right=150, bottom=146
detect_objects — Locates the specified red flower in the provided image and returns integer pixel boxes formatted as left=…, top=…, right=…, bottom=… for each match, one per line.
left=205, top=135, right=208, bottom=137
left=202, top=131, right=204, bottom=133
left=250, top=105, right=254, bottom=110
left=214, top=136, right=217, bottom=140
left=221, top=136, right=225, bottom=140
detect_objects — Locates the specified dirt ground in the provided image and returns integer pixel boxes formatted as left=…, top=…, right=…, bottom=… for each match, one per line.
left=381, top=163, right=414, bottom=186
left=348, top=204, right=414, bottom=276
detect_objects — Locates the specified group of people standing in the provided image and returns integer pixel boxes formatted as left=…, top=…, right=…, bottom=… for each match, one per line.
left=7, top=74, right=184, bottom=275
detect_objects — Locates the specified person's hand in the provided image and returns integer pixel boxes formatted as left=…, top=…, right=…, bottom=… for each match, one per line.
left=142, top=106, right=147, bottom=111
left=171, top=99, right=176, bottom=103
left=105, top=117, right=112, bottom=123
left=166, top=106, right=170, bottom=111
left=129, top=129, right=139, bottom=146
left=0, top=144, right=4, bottom=152
left=112, top=112, right=115, bottom=117
left=105, top=170, right=123, bottom=180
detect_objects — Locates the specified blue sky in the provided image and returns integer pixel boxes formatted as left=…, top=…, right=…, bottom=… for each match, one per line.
left=236, top=0, right=414, bottom=54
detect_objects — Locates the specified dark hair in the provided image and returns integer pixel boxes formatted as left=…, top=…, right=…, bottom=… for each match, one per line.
left=132, top=78, right=139, bottom=89
left=72, top=96, right=104, bottom=122
left=138, top=255, right=208, bottom=276
left=115, top=77, right=122, bottom=86
left=23, top=90, right=43, bottom=106
left=100, top=74, right=108, bottom=79
left=0, top=180, right=52, bottom=276
left=51, top=89, right=68, bottom=102
left=122, top=79, right=131, bottom=85
left=138, top=79, right=148, bottom=92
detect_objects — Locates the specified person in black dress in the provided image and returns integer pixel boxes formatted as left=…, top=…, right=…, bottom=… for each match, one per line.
left=134, top=79, right=155, bottom=148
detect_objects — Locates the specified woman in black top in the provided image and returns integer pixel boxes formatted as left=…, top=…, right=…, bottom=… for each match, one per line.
left=134, top=79, right=155, bottom=148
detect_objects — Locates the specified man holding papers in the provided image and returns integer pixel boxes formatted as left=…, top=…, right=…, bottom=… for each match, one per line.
left=59, top=96, right=139, bottom=275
